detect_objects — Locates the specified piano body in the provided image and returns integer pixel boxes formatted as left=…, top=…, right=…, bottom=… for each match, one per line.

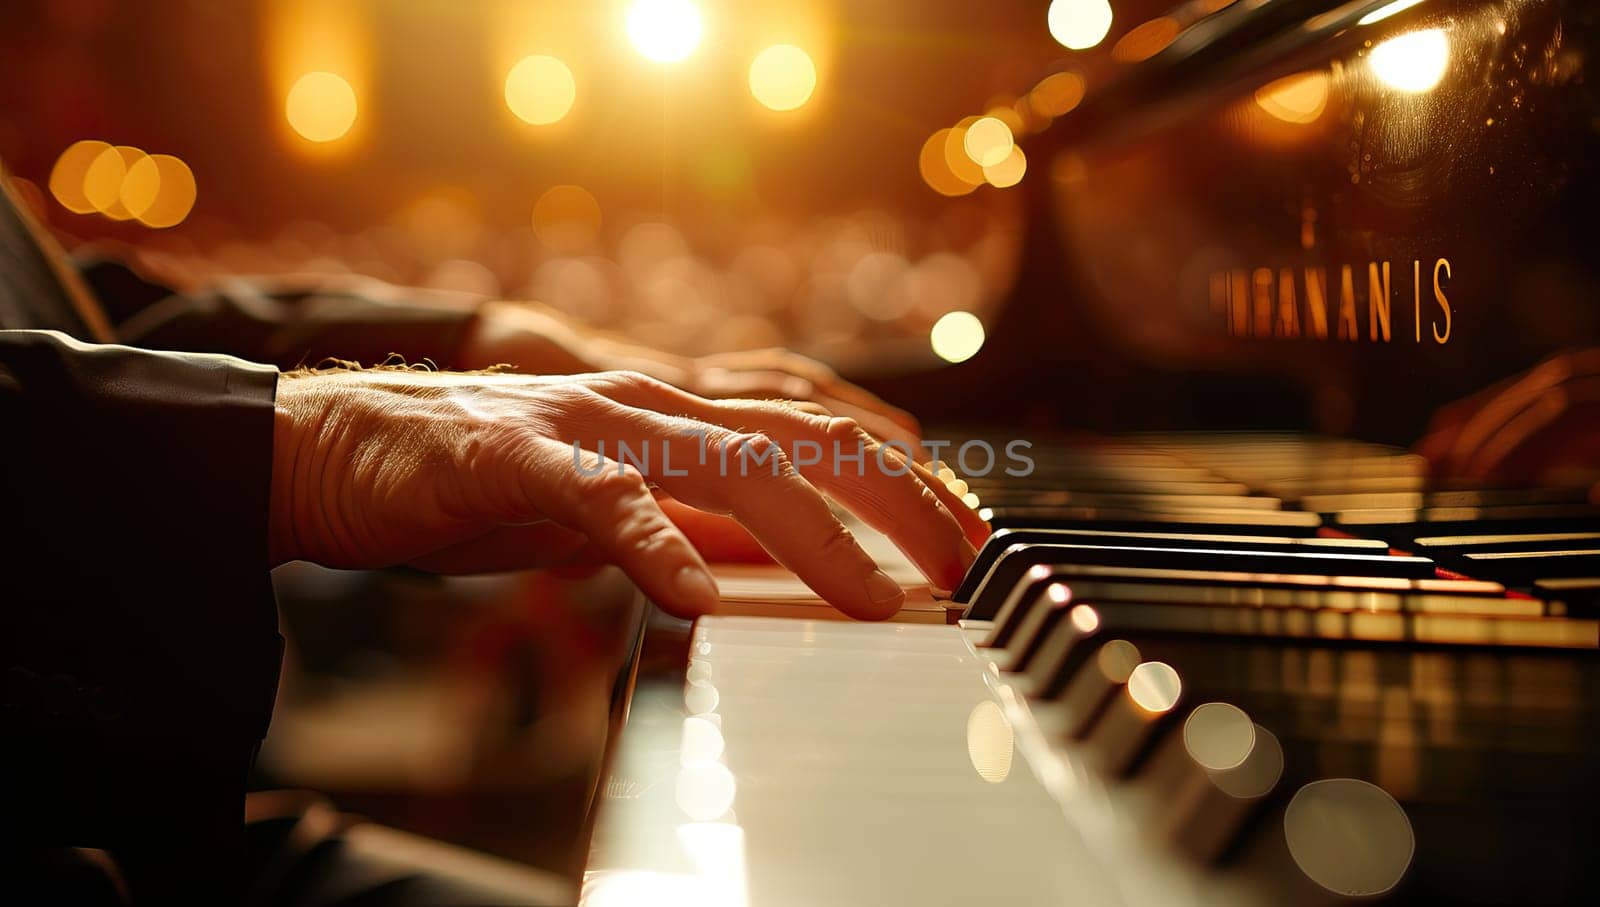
left=582, top=1, right=1600, bottom=904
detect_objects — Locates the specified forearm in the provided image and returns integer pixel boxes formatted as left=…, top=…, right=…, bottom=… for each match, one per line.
left=2, top=329, right=283, bottom=855
left=82, top=256, right=485, bottom=370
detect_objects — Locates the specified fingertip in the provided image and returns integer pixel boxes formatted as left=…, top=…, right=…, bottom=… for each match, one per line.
left=856, top=569, right=905, bottom=621
left=668, top=564, right=723, bottom=618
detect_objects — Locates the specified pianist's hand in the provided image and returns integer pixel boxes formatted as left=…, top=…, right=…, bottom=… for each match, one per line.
left=459, top=300, right=923, bottom=456
left=1416, top=348, right=1600, bottom=488
left=270, top=368, right=985, bottom=620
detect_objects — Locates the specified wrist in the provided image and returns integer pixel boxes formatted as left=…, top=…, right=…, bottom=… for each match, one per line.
left=270, top=378, right=317, bottom=566
left=458, top=300, right=598, bottom=374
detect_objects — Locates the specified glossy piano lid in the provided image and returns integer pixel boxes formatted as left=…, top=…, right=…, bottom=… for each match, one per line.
left=947, top=0, right=1600, bottom=442
left=581, top=617, right=1284, bottom=907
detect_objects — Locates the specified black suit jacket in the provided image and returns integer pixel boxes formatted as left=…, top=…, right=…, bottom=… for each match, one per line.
left=0, top=163, right=478, bottom=888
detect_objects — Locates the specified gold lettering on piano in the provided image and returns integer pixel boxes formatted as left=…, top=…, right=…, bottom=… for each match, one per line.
left=1230, top=268, right=1250, bottom=336
left=1209, top=258, right=1454, bottom=345
left=1276, top=267, right=1300, bottom=337
left=1304, top=267, right=1329, bottom=339
left=1368, top=261, right=1391, bottom=343
left=1413, top=260, right=1422, bottom=344
left=1433, top=258, right=1452, bottom=343
left=1252, top=267, right=1274, bottom=337
left=1338, top=265, right=1359, bottom=340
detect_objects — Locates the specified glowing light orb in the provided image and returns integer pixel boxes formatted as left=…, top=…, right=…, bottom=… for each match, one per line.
left=1048, top=0, right=1114, bottom=51
left=748, top=44, right=816, bottom=111
left=963, top=116, right=1014, bottom=167
left=1370, top=29, right=1449, bottom=93
left=930, top=311, right=986, bottom=363
left=628, top=0, right=702, bottom=63
left=1255, top=71, right=1331, bottom=123
left=121, top=154, right=197, bottom=228
left=49, top=140, right=113, bottom=214
left=505, top=55, right=576, bottom=125
left=286, top=72, right=357, bottom=142
left=983, top=146, right=1027, bottom=188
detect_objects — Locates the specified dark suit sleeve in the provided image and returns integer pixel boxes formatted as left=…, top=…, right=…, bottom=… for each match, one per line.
left=0, top=328, right=284, bottom=869
left=79, top=254, right=483, bottom=369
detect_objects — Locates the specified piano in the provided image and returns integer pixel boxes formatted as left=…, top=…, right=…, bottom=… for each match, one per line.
left=581, top=1, right=1600, bottom=904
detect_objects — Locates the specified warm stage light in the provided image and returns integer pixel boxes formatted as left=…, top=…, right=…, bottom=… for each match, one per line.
left=748, top=45, right=816, bottom=111
left=1028, top=71, right=1086, bottom=118
left=122, top=154, right=197, bottom=229
left=286, top=71, right=357, bottom=142
left=84, top=145, right=145, bottom=219
left=983, top=146, right=1026, bottom=188
left=963, top=116, right=1014, bottom=167
left=49, top=139, right=111, bottom=214
left=1370, top=29, right=1449, bottom=92
left=628, top=0, right=702, bottom=63
left=1255, top=71, right=1330, bottom=123
left=505, top=55, right=576, bottom=125
left=931, top=311, right=985, bottom=363
left=919, top=129, right=977, bottom=197
left=1048, top=0, right=1114, bottom=51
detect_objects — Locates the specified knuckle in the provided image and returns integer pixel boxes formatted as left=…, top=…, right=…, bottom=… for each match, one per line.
left=607, top=370, right=670, bottom=396
left=616, top=510, right=682, bottom=558
left=731, top=431, right=792, bottom=473
left=817, top=520, right=864, bottom=562
left=575, top=462, right=649, bottom=502
left=824, top=416, right=865, bottom=446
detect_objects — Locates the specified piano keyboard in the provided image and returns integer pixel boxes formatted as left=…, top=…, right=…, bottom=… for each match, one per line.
left=584, top=434, right=1600, bottom=905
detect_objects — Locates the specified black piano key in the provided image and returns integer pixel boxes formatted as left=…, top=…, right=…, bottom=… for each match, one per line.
left=1534, top=578, right=1600, bottom=614
left=981, top=504, right=1323, bottom=535
left=973, top=490, right=1283, bottom=511
left=966, top=542, right=1436, bottom=620
left=1333, top=503, right=1600, bottom=543
left=1010, top=572, right=1535, bottom=699
left=955, top=528, right=1387, bottom=603
left=1412, top=531, right=1600, bottom=553
left=1299, top=487, right=1591, bottom=515
left=1025, top=599, right=1598, bottom=710
left=1460, top=549, right=1600, bottom=583
left=979, top=562, right=1505, bottom=644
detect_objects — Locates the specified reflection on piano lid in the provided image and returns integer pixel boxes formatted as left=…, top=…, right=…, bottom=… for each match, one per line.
left=883, top=0, right=1600, bottom=447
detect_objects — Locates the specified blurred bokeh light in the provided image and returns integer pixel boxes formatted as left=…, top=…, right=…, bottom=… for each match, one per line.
left=628, top=0, right=702, bottom=63
left=1047, top=0, right=1114, bottom=51
left=930, top=310, right=985, bottom=363
left=748, top=45, right=816, bottom=112
left=1369, top=28, right=1450, bottom=93
left=285, top=71, right=357, bottom=142
left=505, top=55, right=577, bottom=126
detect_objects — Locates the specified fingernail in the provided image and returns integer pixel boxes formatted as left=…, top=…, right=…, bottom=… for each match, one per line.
left=865, top=570, right=905, bottom=608
left=674, top=566, right=722, bottom=615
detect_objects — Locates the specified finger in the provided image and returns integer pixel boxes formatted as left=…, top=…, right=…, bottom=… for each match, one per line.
left=659, top=496, right=774, bottom=564
left=701, top=349, right=921, bottom=435
left=405, top=521, right=591, bottom=574
left=905, top=456, right=993, bottom=548
left=506, top=440, right=721, bottom=619
left=587, top=374, right=974, bottom=591
left=694, top=366, right=924, bottom=456
left=545, top=399, right=906, bottom=619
